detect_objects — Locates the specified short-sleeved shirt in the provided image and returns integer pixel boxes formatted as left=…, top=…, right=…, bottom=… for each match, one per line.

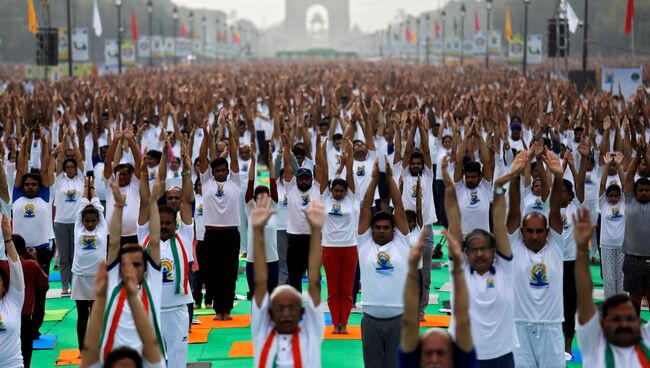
left=12, top=186, right=52, bottom=247
left=561, top=199, right=581, bottom=261
left=599, top=193, right=625, bottom=247
left=285, top=178, right=321, bottom=235
left=105, top=174, right=141, bottom=237
left=622, top=192, right=650, bottom=257
left=321, top=188, right=358, bottom=247
left=455, top=179, right=492, bottom=235
left=401, top=165, right=437, bottom=225
left=0, top=259, right=25, bottom=368
left=397, top=343, right=478, bottom=368
left=251, top=293, right=324, bottom=368
left=200, top=169, right=242, bottom=227
left=244, top=200, right=279, bottom=263
left=73, top=198, right=108, bottom=276
left=54, top=171, right=85, bottom=223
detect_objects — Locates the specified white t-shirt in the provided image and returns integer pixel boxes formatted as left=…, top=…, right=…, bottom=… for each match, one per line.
left=54, top=171, right=85, bottom=223
left=93, top=162, right=107, bottom=201
left=321, top=189, right=358, bottom=247
left=599, top=194, right=625, bottom=247
left=12, top=186, right=53, bottom=247
left=352, top=152, right=376, bottom=198
left=73, top=198, right=108, bottom=276
left=561, top=200, right=581, bottom=261
left=577, top=312, right=650, bottom=368
left=522, top=185, right=550, bottom=218
left=245, top=200, right=279, bottom=263
left=165, top=169, right=182, bottom=189
left=105, top=174, right=141, bottom=237
left=275, top=182, right=288, bottom=231
left=326, top=142, right=342, bottom=178
left=400, top=165, right=437, bottom=225
left=510, top=229, right=564, bottom=323
left=455, top=179, right=492, bottom=235
left=138, top=221, right=194, bottom=308
left=0, top=259, right=24, bottom=368
left=285, top=178, right=321, bottom=235
left=435, top=149, right=453, bottom=180
left=583, top=169, right=599, bottom=203
left=251, top=293, right=324, bottom=368
left=194, top=194, right=205, bottom=241
left=450, top=253, right=517, bottom=360
left=200, top=169, right=242, bottom=227
left=407, top=226, right=423, bottom=269
left=358, top=228, right=410, bottom=318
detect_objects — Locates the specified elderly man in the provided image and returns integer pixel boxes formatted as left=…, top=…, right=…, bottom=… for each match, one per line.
left=250, top=195, right=325, bottom=368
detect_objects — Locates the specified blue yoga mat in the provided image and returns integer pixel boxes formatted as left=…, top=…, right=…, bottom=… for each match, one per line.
left=33, top=334, right=57, bottom=350
left=49, top=273, right=61, bottom=282
left=568, top=347, right=583, bottom=364
left=324, top=312, right=333, bottom=326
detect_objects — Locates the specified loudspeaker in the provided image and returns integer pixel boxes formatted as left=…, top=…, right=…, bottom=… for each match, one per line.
left=36, top=27, right=58, bottom=66
left=547, top=19, right=569, bottom=58
left=568, top=70, right=596, bottom=92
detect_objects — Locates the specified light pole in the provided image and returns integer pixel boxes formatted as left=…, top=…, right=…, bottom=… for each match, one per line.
left=387, top=24, right=392, bottom=58
left=66, top=0, right=72, bottom=76
left=485, top=0, right=492, bottom=68
left=189, top=11, right=194, bottom=40
left=460, top=3, right=466, bottom=66
left=215, top=18, right=220, bottom=59
left=415, top=17, right=420, bottom=65
left=425, top=14, right=430, bottom=65
left=172, top=6, right=178, bottom=65
left=202, top=15, right=206, bottom=63
left=147, top=0, right=153, bottom=67
left=116, top=0, right=122, bottom=74
left=441, top=10, right=446, bottom=64
left=581, top=0, right=589, bottom=92
left=523, top=0, right=531, bottom=77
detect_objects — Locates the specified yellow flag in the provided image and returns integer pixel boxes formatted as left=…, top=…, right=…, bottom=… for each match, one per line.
left=505, top=2, right=512, bottom=43
left=27, top=0, right=39, bottom=34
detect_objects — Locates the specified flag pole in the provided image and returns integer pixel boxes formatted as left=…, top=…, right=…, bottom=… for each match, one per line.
left=631, top=18, right=635, bottom=59
left=66, top=0, right=72, bottom=77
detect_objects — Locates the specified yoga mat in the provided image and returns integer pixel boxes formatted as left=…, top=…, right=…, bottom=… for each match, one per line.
left=187, top=363, right=212, bottom=368
left=33, top=334, right=57, bottom=350
left=437, top=282, right=452, bottom=292
left=188, top=328, right=210, bottom=344
left=568, top=347, right=583, bottom=364
left=229, top=341, right=254, bottom=358
left=46, top=289, right=65, bottom=299
left=54, top=349, right=81, bottom=366
left=196, top=314, right=251, bottom=329
left=324, top=312, right=332, bottom=326
left=324, top=325, right=362, bottom=340
left=44, top=309, right=70, bottom=322
left=49, top=273, right=61, bottom=282
left=420, top=315, right=451, bottom=328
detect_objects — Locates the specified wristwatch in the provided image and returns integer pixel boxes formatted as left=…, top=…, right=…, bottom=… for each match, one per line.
left=494, top=186, right=505, bottom=196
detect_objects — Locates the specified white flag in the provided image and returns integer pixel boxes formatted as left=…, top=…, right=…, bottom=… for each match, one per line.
left=560, top=0, right=580, bottom=34
left=93, top=0, right=103, bottom=37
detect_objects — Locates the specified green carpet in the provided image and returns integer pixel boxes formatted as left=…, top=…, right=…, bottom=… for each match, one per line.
left=33, top=228, right=647, bottom=367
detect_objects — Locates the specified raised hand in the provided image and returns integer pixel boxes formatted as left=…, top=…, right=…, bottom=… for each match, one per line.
left=302, top=200, right=325, bottom=229
left=578, top=137, right=590, bottom=157
left=603, top=152, right=613, bottom=165
left=614, top=152, right=624, bottom=166
left=544, top=151, right=563, bottom=176
left=573, top=207, right=596, bottom=251
left=408, top=228, right=428, bottom=269
left=442, top=229, right=463, bottom=267
left=1, top=215, right=12, bottom=240
left=510, top=149, right=529, bottom=175
left=251, top=194, right=275, bottom=229
left=565, top=151, right=575, bottom=166
left=111, top=172, right=124, bottom=205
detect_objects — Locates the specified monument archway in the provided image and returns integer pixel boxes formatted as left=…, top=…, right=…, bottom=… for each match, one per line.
left=284, top=0, right=350, bottom=50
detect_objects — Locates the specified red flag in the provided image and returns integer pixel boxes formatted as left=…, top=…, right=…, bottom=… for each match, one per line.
left=434, top=21, right=440, bottom=39
left=181, top=23, right=187, bottom=38
left=131, top=10, right=138, bottom=40
left=233, top=32, right=240, bottom=44
left=474, top=10, right=480, bottom=32
left=625, top=0, right=634, bottom=34
left=405, top=28, right=415, bottom=43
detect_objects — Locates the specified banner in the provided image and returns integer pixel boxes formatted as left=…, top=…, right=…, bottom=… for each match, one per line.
left=176, top=38, right=192, bottom=58
left=164, top=37, right=176, bottom=57
left=508, top=34, right=524, bottom=63
left=432, top=39, right=444, bottom=56
left=205, top=41, right=216, bottom=59
left=462, top=38, right=474, bottom=58
left=71, top=28, right=89, bottom=61
left=104, top=39, right=118, bottom=66
left=122, top=40, right=136, bottom=66
left=488, top=31, right=502, bottom=54
left=527, top=34, right=543, bottom=64
left=446, top=37, right=461, bottom=57
left=58, top=28, right=69, bottom=62
left=473, top=32, right=487, bottom=55
left=601, top=67, right=643, bottom=99
left=151, top=36, right=164, bottom=58
left=138, top=36, right=151, bottom=58
left=192, top=39, right=203, bottom=56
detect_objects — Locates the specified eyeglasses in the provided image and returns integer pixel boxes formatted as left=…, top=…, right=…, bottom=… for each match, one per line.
left=270, top=304, right=301, bottom=314
left=606, top=316, right=638, bottom=324
left=465, top=246, right=494, bottom=255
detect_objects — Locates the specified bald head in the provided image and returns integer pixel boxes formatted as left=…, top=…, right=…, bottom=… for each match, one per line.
left=420, top=328, right=453, bottom=368
left=165, top=186, right=182, bottom=211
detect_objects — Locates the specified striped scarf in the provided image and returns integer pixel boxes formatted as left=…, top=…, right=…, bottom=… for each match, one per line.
left=144, top=234, right=189, bottom=295
left=605, top=341, right=650, bottom=367
left=259, top=328, right=302, bottom=368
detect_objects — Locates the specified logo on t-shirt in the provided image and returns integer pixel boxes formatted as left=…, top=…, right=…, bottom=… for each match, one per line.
left=328, top=203, right=343, bottom=216
left=242, top=164, right=249, bottom=172
left=486, top=277, right=495, bottom=289
left=375, top=251, right=394, bottom=272
left=24, top=203, right=35, bottom=218
left=65, top=190, right=78, bottom=202
left=81, top=235, right=97, bottom=250
left=120, top=193, right=127, bottom=206
left=561, top=213, right=569, bottom=229
left=356, top=165, right=366, bottom=177
left=149, top=171, right=156, bottom=181
left=300, top=194, right=310, bottom=206
left=469, top=191, right=480, bottom=205
left=173, top=171, right=180, bottom=178
left=0, top=313, right=6, bottom=333
left=216, top=183, right=225, bottom=198
left=161, top=259, right=174, bottom=283
left=197, top=204, right=203, bottom=216
left=335, top=154, right=341, bottom=165
left=529, top=263, right=550, bottom=287
left=610, top=207, right=623, bottom=219
left=532, top=198, right=543, bottom=210
left=280, top=196, right=288, bottom=206
left=410, top=184, right=422, bottom=198
left=585, top=175, right=593, bottom=184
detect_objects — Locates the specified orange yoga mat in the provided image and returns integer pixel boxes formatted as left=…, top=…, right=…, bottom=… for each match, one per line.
left=323, top=325, right=362, bottom=340
left=54, top=349, right=81, bottom=366
left=229, top=341, right=254, bottom=358
left=420, top=315, right=451, bottom=327
left=196, top=314, right=251, bottom=329
left=188, top=328, right=210, bottom=344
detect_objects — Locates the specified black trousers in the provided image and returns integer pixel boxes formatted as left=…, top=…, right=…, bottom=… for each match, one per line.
left=246, top=261, right=280, bottom=299
left=563, top=261, right=577, bottom=339
left=192, top=241, right=214, bottom=306
left=204, top=229, right=240, bottom=314
left=21, top=314, right=33, bottom=367
left=287, top=234, right=311, bottom=292
left=75, top=300, right=93, bottom=351
left=433, top=179, right=448, bottom=228
left=33, top=245, right=54, bottom=338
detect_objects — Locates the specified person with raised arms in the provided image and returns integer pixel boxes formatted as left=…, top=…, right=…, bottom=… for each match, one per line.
left=0, top=215, right=25, bottom=368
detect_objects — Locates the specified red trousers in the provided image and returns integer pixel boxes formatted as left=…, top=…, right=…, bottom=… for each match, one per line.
left=322, top=246, right=358, bottom=326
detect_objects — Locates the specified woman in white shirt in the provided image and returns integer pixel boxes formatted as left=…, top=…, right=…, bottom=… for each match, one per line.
left=0, top=215, right=25, bottom=368
left=53, top=133, right=86, bottom=296
left=72, top=177, right=107, bottom=352
left=598, top=153, right=626, bottom=298
left=318, top=138, right=357, bottom=335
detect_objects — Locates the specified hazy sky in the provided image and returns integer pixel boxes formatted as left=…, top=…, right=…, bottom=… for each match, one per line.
left=171, top=0, right=450, bottom=32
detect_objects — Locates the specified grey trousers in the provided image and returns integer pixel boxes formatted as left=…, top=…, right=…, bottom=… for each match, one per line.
left=361, top=313, right=402, bottom=368
left=419, top=224, right=434, bottom=315
left=54, top=222, right=75, bottom=289
left=276, top=229, right=289, bottom=284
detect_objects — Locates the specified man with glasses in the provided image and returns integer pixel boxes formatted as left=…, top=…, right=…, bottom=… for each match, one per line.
left=574, top=207, right=650, bottom=367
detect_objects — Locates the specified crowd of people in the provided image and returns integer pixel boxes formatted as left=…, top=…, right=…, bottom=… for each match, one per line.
left=0, top=62, right=648, bottom=367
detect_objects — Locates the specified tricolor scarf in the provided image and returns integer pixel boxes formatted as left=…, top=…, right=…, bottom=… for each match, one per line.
left=259, top=328, right=302, bottom=368
left=100, top=280, right=165, bottom=361
left=605, top=341, right=650, bottom=368
left=144, top=234, right=189, bottom=295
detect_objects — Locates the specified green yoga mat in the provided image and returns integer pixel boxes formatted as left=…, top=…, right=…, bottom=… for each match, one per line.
left=44, top=309, right=70, bottom=322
